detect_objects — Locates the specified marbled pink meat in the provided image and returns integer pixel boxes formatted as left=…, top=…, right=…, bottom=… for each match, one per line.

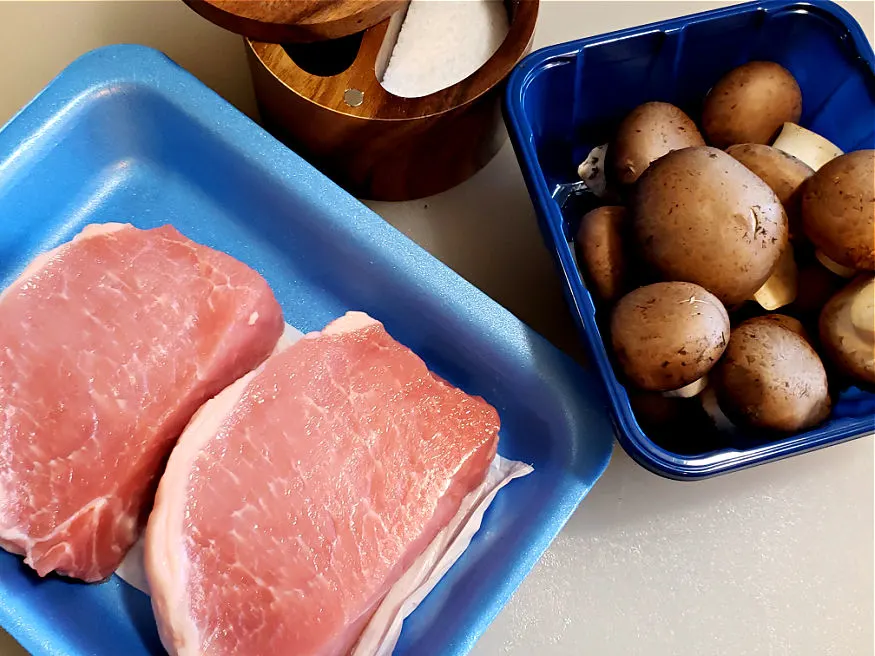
left=146, top=311, right=499, bottom=656
left=0, top=223, right=283, bottom=582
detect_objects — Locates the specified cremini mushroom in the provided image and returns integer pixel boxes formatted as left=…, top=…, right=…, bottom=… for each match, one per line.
left=575, top=206, right=629, bottom=302
left=633, top=146, right=788, bottom=305
left=702, top=61, right=802, bottom=148
left=702, top=314, right=811, bottom=433
left=726, top=144, right=815, bottom=309
left=819, top=274, right=875, bottom=385
left=801, top=149, right=875, bottom=275
left=610, top=282, right=729, bottom=395
left=714, top=316, right=831, bottom=431
left=727, top=143, right=814, bottom=239
left=609, top=102, right=705, bottom=186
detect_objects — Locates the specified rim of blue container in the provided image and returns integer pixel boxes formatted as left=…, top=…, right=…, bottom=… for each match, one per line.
left=504, top=0, right=875, bottom=479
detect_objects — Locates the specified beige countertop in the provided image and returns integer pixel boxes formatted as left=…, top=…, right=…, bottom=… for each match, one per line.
left=0, top=1, right=873, bottom=655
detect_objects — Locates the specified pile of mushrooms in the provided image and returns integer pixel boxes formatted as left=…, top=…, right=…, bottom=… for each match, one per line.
left=574, top=60, right=874, bottom=436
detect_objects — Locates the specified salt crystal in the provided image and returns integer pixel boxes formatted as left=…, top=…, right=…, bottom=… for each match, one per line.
left=380, top=0, right=510, bottom=98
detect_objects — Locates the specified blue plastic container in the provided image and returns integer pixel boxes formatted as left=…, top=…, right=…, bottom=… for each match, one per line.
left=0, top=46, right=614, bottom=655
left=504, top=0, right=875, bottom=479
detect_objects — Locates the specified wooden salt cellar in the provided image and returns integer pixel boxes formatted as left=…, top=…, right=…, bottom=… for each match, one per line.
left=182, top=0, right=539, bottom=201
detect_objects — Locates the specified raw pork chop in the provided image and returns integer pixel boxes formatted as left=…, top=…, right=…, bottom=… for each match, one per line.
left=0, top=223, right=283, bottom=582
left=146, top=311, right=500, bottom=656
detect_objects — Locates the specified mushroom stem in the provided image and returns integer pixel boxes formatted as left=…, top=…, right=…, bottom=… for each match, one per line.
left=753, top=248, right=798, bottom=310
left=701, top=386, right=737, bottom=434
left=815, top=250, right=857, bottom=278
left=662, top=375, right=708, bottom=399
left=577, top=143, right=609, bottom=197
left=771, top=122, right=842, bottom=171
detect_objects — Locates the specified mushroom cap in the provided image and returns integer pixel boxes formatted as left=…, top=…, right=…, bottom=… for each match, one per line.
left=609, top=102, right=705, bottom=186
left=702, top=61, right=802, bottom=148
left=610, top=282, right=730, bottom=392
left=726, top=143, right=814, bottom=239
left=801, top=149, right=875, bottom=271
left=819, top=274, right=875, bottom=385
left=715, top=316, right=831, bottom=431
left=575, top=206, right=628, bottom=302
left=633, top=146, right=789, bottom=305
left=754, top=313, right=810, bottom=342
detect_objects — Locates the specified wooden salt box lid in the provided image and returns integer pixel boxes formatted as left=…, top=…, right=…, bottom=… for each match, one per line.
left=181, top=0, right=406, bottom=42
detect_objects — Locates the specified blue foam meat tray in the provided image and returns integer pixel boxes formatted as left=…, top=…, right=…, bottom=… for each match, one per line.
left=0, top=45, right=614, bottom=655
left=504, top=0, right=875, bottom=480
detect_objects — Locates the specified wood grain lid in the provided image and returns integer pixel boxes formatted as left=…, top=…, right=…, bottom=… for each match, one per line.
left=181, top=0, right=407, bottom=43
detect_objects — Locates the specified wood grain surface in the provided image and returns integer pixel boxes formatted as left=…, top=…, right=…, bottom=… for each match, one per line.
left=181, top=0, right=407, bottom=43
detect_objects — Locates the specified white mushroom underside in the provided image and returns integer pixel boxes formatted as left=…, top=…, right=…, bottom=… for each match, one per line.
left=662, top=375, right=709, bottom=399
left=577, top=143, right=610, bottom=197
left=850, top=280, right=875, bottom=338
left=836, top=278, right=875, bottom=368
left=771, top=122, right=843, bottom=171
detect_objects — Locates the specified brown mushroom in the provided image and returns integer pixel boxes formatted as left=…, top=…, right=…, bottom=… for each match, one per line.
left=751, top=313, right=810, bottom=342
left=702, top=61, right=802, bottom=148
left=801, top=149, right=875, bottom=273
left=819, top=274, right=875, bottom=385
left=633, top=146, right=789, bottom=305
left=723, top=146, right=811, bottom=310
left=609, top=102, right=705, bottom=186
left=726, top=143, right=814, bottom=239
left=715, top=316, right=831, bottom=431
left=610, top=282, right=729, bottom=393
left=575, top=206, right=628, bottom=302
